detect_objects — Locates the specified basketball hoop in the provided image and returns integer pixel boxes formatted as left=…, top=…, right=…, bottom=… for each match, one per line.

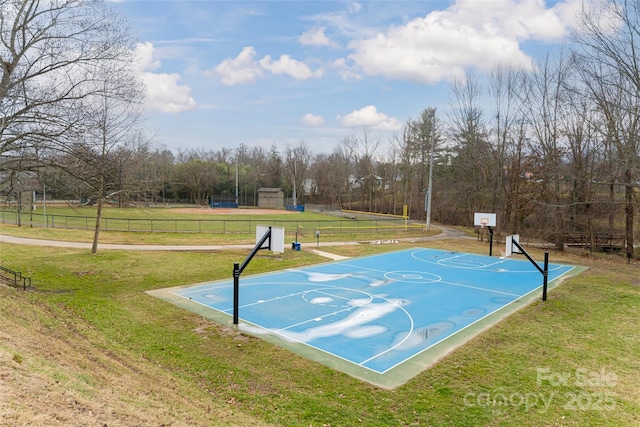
left=474, top=213, right=497, bottom=256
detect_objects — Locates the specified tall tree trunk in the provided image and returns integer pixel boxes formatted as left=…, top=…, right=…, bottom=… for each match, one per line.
left=609, top=183, right=615, bottom=231
left=91, top=176, right=104, bottom=254
left=91, top=201, right=102, bottom=255
left=624, top=169, right=634, bottom=262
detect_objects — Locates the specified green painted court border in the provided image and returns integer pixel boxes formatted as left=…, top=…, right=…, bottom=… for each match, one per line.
left=146, top=263, right=587, bottom=390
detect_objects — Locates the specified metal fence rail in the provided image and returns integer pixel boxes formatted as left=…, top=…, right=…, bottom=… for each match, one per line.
left=0, top=210, right=420, bottom=236
left=0, top=265, right=31, bottom=290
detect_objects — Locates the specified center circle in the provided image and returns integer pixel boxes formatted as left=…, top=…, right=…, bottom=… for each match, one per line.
left=384, top=270, right=441, bottom=284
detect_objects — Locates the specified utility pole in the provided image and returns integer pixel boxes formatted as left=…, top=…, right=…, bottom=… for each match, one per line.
left=235, top=149, right=239, bottom=205
left=426, top=109, right=436, bottom=230
left=292, top=158, right=297, bottom=207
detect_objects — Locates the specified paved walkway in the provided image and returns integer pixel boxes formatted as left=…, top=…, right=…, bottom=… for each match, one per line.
left=0, top=225, right=470, bottom=260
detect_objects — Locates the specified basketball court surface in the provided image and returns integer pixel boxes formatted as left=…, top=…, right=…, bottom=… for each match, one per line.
left=149, top=247, right=581, bottom=388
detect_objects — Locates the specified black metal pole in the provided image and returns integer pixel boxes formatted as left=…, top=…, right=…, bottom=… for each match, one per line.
left=233, top=262, right=240, bottom=325
left=488, top=226, right=494, bottom=256
left=512, top=240, right=544, bottom=274
left=542, top=252, right=549, bottom=301
left=233, top=227, right=272, bottom=325
left=511, top=240, right=551, bottom=302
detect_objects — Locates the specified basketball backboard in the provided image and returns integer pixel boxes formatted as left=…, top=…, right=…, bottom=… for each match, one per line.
left=256, top=225, right=285, bottom=254
left=474, top=212, right=497, bottom=227
left=505, top=234, right=520, bottom=257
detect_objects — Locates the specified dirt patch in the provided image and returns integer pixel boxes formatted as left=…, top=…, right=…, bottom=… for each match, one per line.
left=172, top=207, right=298, bottom=215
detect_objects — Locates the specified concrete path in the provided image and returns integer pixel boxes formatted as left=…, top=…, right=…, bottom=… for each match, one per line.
left=0, top=234, right=257, bottom=251
left=0, top=225, right=470, bottom=260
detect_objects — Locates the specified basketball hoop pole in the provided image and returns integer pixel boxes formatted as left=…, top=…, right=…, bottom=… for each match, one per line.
left=233, top=263, right=240, bottom=324
left=233, top=226, right=273, bottom=325
left=487, top=225, right=494, bottom=256
left=474, top=213, right=496, bottom=256
left=511, top=239, right=550, bottom=301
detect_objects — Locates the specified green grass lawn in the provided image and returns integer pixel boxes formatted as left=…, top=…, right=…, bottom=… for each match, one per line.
left=0, top=206, right=428, bottom=244
left=1, top=231, right=639, bottom=425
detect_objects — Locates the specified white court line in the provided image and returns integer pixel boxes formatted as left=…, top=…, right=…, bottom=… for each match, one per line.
left=173, top=278, right=304, bottom=297
left=175, top=283, right=229, bottom=296
left=305, top=258, right=521, bottom=297
left=337, top=262, right=388, bottom=274
left=273, top=287, right=376, bottom=332
left=261, top=287, right=417, bottom=367
left=237, top=290, right=307, bottom=310
left=411, top=249, right=568, bottom=274
left=274, top=304, right=362, bottom=332
left=357, top=299, right=415, bottom=366
left=436, top=280, right=521, bottom=297
left=170, top=249, right=575, bottom=375
left=411, top=250, right=496, bottom=270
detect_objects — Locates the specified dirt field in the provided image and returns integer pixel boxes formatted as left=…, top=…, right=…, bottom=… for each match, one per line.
left=172, top=207, right=298, bottom=215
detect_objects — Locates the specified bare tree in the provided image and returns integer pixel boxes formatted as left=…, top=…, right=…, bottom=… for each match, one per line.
left=1, top=0, right=134, bottom=167
left=0, top=0, right=143, bottom=253
left=173, top=149, right=218, bottom=205
left=520, top=52, right=573, bottom=250
left=309, top=149, right=349, bottom=208
left=337, top=135, right=358, bottom=207
left=337, top=129, right=381, bottom=211
left=389, top=125, right=415, bottom=216
left=572, top=0, right=640, bottom=260
left=445, top=73, right=492, bottom=225
left=265, top=143, right=283, bottom=188
left=56, top=63, right=144, bottom=253
left=558, top=82, right=600, bottom=248
left=408, top=108, right=438, bottom=192
left=488, top=63, right=528, bottom=231
left=135, top=146, right=175, bottom=204
left=245, top=145, right=268, bottom=205
left=284, top=140, right=311, bottom=206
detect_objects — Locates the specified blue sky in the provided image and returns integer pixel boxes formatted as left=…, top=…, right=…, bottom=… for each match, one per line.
left=112, top=0, right=585, bottom=154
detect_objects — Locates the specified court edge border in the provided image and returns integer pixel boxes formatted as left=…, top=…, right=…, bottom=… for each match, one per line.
left=146, top=265, right=587, bottom=390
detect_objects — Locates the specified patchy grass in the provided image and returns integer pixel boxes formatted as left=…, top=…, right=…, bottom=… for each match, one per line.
left=0, top=208, right=433, bottom=245
left=1, top=234, right=639, bottom=426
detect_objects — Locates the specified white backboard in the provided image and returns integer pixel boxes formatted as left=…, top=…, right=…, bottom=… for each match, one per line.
left=505, top=234, right=520, bottom=257
left=474, top=212, right=497, bottom=227
left=256, top=225, right=285, bottom=254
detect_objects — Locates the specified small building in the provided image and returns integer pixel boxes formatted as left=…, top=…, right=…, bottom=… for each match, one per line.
left=257, top=188, right=284, bottom=209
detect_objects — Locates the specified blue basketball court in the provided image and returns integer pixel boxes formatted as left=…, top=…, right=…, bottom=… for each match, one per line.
left=148, top=248, right=580, bottom=388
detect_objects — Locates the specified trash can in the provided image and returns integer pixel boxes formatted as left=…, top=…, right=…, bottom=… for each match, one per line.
left=291, top=242, right=301, bottom=251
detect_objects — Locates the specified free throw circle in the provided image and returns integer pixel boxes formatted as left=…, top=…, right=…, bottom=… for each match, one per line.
left=384, top=270, right=441, bottom=284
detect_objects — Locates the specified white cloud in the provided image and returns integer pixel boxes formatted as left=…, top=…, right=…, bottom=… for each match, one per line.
left=299, top=27, right=336, bottom=47
left=446, top=0, right=569, bottom=41
left=301, top=113, right=325, bottom=126
left=134, top=42, right=196, bottom=113
left=212, top=46, right=264, bottom=85
left=135, top=41, right=161, bottom=72
left=339, top=69, right=362, bottom=81
left=346, top=0, right=579, bottom=84
left=210, top=47, right=323, bottom=84
left=555, top=0, right=620, bottom=36
left=337, top=105, right=402, bottom=131
left=331, top=58, right=362, bottom=81
left=259, top=54, right=324, bottom=80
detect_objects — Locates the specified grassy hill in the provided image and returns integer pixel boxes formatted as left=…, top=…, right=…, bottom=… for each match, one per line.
left=1, top=226, right=639, bottom=426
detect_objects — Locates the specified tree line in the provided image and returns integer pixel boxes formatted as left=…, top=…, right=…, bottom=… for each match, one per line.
left=1, top=1, right=639, bottom=257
